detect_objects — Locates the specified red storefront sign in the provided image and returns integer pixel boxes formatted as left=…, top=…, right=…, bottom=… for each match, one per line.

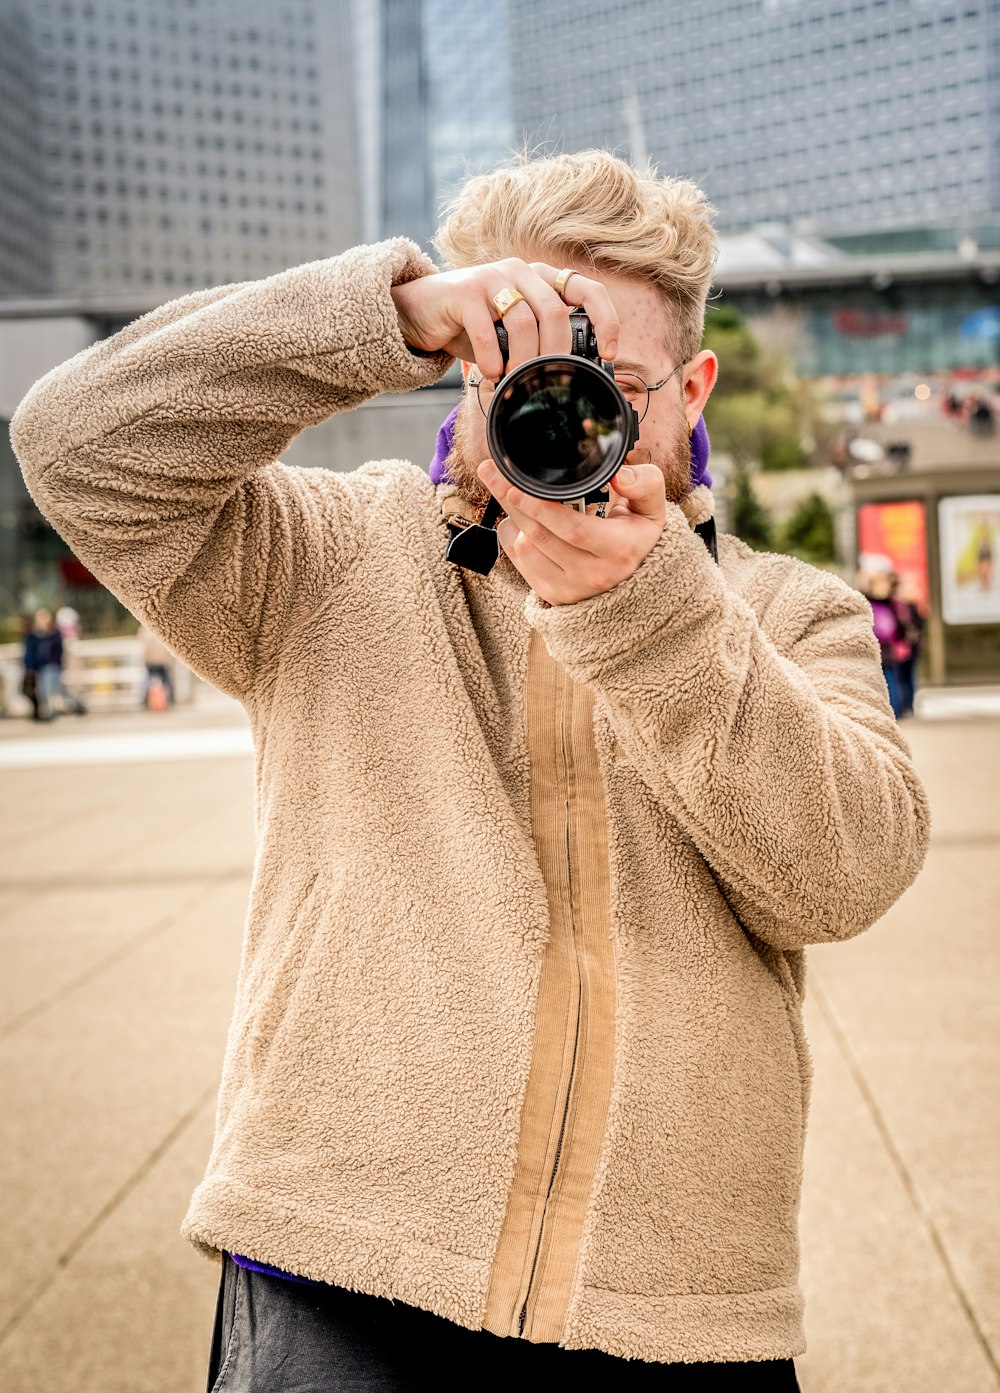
left=857, top=500, right=929, bottom=608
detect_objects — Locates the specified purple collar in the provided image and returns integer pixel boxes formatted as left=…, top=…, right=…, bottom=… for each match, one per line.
left=429, top=403, right=711, bottom=490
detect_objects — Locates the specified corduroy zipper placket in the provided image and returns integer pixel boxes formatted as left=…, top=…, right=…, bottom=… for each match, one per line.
left=482, top=630, right=617, bottom=1345
left=516, top=778, right=583, bottom=1337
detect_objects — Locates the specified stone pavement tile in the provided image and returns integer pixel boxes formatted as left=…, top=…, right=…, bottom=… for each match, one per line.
left=904, top=719, right=1000, bottom=840
left=0, top=1095, right=220, bottom=1393
left=0, top=782, right=121, bottom=848
left=0, top=881, right=206, bottom=1031
left=808, top=844, right=1000, bottom=1368
left=797, top=994, right=999, bottom=1393
left=0, top=760, right=247, bottom=886
left=0, top=891, right=26, bottom=924
left=107, top=783, right=254, bottom=882
left=0, top=878, right=245, bottom=1328
left=0, top=757, right=253, bottom=1039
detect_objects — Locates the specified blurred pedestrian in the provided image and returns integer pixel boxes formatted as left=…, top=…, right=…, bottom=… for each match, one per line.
left=968, top=395, right=995, bottom=438
left=17, top=614, right=41, bottom=719
left=55, top=605, right=88, bottom=713
left=137, top=622, right=175, bottom=708
left=892, top=577, right=925, bottom=719
left=859, top=571, right=906, bottom=719
left=23, top=607, right=86, bottom=721
left=943, top=389, right=963, bottom=421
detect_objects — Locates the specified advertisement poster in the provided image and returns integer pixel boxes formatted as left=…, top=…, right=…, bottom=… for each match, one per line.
left=939, top=495, right=1000, bottom=625
left=856, top=500, right=929, bottom=608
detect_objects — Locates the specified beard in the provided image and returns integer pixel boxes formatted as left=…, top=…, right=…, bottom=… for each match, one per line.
left=442, top=397, right=693, bottom=511
left=441, top=397, right=495, bottom=511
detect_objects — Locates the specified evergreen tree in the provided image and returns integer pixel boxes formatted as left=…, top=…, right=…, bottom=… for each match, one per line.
left=702, top=305, right=821, bottom=473
left=730, top=468, right=773, bottom=551
left=781, top=492, right=836, bottom=564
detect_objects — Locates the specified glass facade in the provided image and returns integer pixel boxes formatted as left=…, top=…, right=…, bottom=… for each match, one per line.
left=0, top=2, right=52, bottom=294
left=361, top=0, right=513, bottom=250
left=508, top=0, right=998, bottom=237
left=423, top=0, right=514, bottom=228
left=730, top=277, right=1000, bottom=376
left=4, top=0, right=360, bottom=298
left=379, top=0, right=433, bottom=248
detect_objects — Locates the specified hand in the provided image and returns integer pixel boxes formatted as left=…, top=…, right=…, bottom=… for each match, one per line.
left=391, top=259, right=620, bottom=381
left=477, top=458, right=667, bottom=606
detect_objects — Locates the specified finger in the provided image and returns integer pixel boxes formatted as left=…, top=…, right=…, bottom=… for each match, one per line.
left=498, top=494, right=599, bottom=570
left=495, top=258, right=570, bottom=360
left=606, top=446, right=650, bottom=516
left=497, top=517, right=568, bottom=589
left=533, top=265, right=620, bottom=360
left=494, top=294, right=539, bottom=372
left=478, top=460, right=607, bottom=559
left=609, top=462, right=666, bottom=521
left=462, top=295, right=505, bottom=381
left=521, top=264, right=573, bottom=356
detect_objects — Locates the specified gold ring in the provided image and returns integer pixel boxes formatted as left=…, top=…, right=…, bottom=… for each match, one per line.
left=554, top=268, right=577, bottom=301
left=491, top=287, right=525, bottom=319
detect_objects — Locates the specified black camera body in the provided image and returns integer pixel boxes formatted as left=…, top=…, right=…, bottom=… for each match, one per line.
left=488, top=312, right=639, bottom=503
left=444, top=311, right=640, bottom=575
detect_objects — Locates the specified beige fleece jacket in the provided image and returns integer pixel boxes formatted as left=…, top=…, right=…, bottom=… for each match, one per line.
left=10, top=238, right=930, bottom=1365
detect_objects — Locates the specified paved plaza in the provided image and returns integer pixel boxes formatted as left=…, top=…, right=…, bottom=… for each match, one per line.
left=0, top=688, right=997, bottom=1392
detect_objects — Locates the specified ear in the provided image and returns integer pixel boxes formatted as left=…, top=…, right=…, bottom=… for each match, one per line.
left=682, top=350, right=718, bottom=432
left=460, top=360, right=473, bottom=381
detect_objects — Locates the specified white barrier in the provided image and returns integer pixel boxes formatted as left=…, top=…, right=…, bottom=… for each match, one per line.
left=0, top=636, right=192, bottom=717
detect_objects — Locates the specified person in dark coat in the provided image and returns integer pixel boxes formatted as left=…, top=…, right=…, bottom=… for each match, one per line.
left=18, top=614, right=41, bottom=719
left=891, top=575, right=926, bottom=719
left=23, top=607, right=85, bottom=721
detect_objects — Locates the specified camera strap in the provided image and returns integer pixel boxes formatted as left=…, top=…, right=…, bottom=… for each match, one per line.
left=444, top=496, right=506, bottom=574
left=694, top=516, right=719, bottom=563
left=445, top=496, right=719, bottom=575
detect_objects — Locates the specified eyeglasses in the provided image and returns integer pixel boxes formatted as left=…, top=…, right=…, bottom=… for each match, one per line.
left=468, top=361, right=685, bottom=424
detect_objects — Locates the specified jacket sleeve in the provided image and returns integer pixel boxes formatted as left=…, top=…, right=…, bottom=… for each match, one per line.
left=523, top=504, right=931, bottom=950
left=9, top=238, right=451, bottom=701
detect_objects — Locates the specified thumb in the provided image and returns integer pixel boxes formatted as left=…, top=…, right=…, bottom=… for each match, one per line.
left=610, top=462, right=666, bottom=521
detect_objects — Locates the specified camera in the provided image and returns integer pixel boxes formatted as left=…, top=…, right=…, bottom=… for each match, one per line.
left=444, top=310, right=640, bottom=575
left=488, top=311, right=639, bottom=505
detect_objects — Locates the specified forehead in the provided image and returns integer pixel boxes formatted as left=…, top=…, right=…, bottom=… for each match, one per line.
left=593, top=269, right=674, bottom=371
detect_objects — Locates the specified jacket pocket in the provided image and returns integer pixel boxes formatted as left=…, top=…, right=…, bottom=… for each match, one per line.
left=244, top=870, right=324, bottom=1077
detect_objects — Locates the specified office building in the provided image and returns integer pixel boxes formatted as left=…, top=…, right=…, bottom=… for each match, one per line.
left=353, top=0, right=514, bottom=250
left=508, top=0, right=998, bottom=237
left=5, top=0, right=359, bottom=298
left=0, top=3, right=52, bottom=295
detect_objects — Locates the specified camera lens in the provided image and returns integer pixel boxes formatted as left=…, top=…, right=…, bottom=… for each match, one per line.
left=487, top=356, right=634, bottom=501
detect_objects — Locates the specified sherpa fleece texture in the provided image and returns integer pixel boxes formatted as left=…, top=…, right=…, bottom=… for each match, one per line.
left=10, top=238, right=931, bottom=1365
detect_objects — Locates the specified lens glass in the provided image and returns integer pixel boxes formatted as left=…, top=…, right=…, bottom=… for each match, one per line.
left=490, top=359, right=628, bottom=497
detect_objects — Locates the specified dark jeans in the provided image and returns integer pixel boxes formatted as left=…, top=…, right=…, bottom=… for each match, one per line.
left=883, top=661, right=904, bottom=720
left=207, top=1255, right=801, bottom=1391
left=895, top=655, right=918, bottom=717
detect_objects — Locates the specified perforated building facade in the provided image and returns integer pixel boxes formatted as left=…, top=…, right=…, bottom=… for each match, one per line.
left=508, top=0, right=999, bottom=235
left=13, top=0, right=359, bottom=297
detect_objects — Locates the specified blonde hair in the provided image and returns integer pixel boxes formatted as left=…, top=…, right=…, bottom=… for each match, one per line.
left=433, top=149, right=717, bottom=363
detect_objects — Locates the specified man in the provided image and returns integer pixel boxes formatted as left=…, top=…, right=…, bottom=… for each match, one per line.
left=11, top=150, right=929, bottom=1389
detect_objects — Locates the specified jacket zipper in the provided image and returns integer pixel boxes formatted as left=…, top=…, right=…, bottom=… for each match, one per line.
left=517, top=815, right=582, bottom=1337
left=517, top=994, right=581, bottom=1335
